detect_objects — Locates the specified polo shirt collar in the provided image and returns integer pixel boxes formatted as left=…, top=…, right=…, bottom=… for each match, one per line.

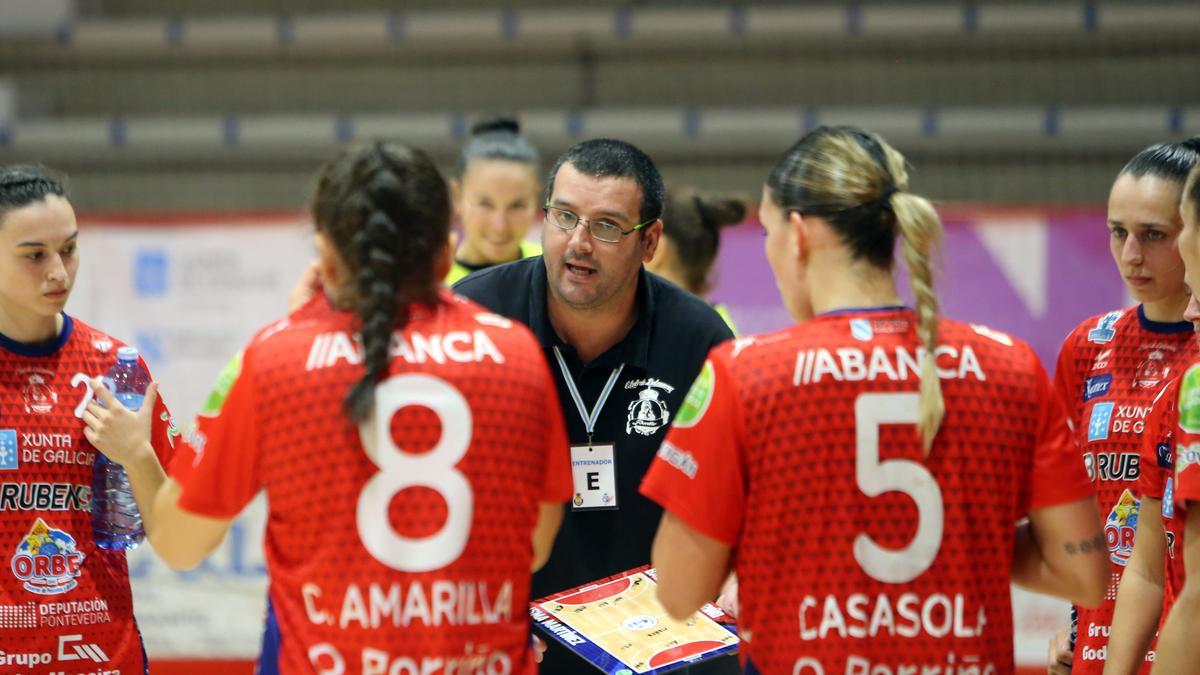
left=526, top=256, right=655, bottom=372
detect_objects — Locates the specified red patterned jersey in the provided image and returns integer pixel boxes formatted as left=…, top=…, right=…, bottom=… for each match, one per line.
left=1053, top=306, right=1196, bottom=670
left=0, top=315, right=176, bottom=673
left=169, top=291, right=571, bottom=675
left=641, top=308, right=1093, bottom=674
left=1136, top=376, right=1187, bottom=631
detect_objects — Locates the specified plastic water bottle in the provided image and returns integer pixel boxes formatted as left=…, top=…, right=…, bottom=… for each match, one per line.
left=91, top=346, right=148, bottom=551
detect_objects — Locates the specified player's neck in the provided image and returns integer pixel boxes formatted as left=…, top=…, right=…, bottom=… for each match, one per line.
left=0, top=306, right=62, bottom=345
left=1142, top=291, right=1190, bottom=324
left=808, top=264, right=901, bottom=316
left=547, top=288, right=639, bottom=365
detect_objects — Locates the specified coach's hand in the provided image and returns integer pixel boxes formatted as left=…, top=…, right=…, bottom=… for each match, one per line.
left=716, top=574, right=739, bottom=620
left=1048, top=625, right=1072, bottom=674
left=531, top=634, right=546, bottom=663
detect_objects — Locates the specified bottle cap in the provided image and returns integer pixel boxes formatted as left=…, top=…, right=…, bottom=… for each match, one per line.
left=117, top=346, right=139, bottom=362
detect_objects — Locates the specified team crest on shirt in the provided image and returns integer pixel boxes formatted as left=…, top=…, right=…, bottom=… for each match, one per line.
left=849, top=318, right=873, bottom=342
left=625, top=379, right=674, bottom=436
left=1104, top=490, right=1140, bottom=567
left=18, top=368, right=58, bottom=415
left=10, top=518, right=84, bottom=595
left=1087, top=311, right=1123, bottom=344
left=1133, top=346, right=1171, bottom=389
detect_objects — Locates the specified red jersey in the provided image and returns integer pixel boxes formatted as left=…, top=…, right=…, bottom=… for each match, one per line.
left=1053, top=306, right=1196, bottom=670
left=1174, top=362, right=1200, bottom=527
left=1136, top=377, right=1187, bottom=629
left=169, top=291, right=571, bottom=675
left=0, top=315, right=176, bottom=674
left=641, top=308, right=1093, bottom=674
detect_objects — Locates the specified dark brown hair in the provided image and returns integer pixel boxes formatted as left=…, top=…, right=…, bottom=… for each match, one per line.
left=310, top=142, right=451, bottom=422
left=661, top=186, right=746, bottom=294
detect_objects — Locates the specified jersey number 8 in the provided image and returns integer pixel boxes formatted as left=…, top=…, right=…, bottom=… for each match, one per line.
left=356, top=374, right=473, bottom=573
left=854, top=392, right=945, bottom=584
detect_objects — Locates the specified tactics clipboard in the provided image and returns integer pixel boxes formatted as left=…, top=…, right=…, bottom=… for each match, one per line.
left=529, top=566, right=739, bottom=674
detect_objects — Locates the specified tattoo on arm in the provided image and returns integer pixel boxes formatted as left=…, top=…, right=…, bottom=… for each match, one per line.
left=1063, top=534, right=1106, bottom=555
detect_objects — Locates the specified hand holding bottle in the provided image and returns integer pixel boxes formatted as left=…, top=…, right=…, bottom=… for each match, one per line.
left=82, top=377, right=160, bottom=468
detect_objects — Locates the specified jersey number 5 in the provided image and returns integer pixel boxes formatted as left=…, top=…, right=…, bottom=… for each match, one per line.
left=356, top=374, right=473, bottom=573
left=854, top=392, right=944, bottom=584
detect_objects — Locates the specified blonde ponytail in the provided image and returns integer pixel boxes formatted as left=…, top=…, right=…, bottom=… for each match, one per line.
left=766, top=125, right=947, bottom=450
left=892, top=190, right=945, bottom=451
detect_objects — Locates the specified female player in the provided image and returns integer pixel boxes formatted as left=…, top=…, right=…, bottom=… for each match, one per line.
left=640, top=125, right=1108, bottom=674
left=0, top=165, right=175, bottom=671
left=85, top=143, right=571, bottom=673
left=446, top=115, right=543, bottom=284
left=1140, top=164, right=1200, bottom=671
left=645, top=186, right=746, bottom=332
left=1049, top=139, right=1200, bottom=675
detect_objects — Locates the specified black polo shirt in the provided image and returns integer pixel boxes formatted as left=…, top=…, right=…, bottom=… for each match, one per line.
left=453, top=257, right=734, bottom=599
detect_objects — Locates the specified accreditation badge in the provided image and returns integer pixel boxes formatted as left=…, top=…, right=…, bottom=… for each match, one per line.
left=570, top=443, right=617, bottom=511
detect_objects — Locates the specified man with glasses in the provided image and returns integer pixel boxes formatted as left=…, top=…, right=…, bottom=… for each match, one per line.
left=454, top=138, right=735, bottom=674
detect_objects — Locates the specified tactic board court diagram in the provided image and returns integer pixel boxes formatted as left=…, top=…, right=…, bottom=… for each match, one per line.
left=530, top=567, right=739, bottom=674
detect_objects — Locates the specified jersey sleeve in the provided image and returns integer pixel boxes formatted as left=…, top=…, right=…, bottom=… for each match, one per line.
left=169, top=350, right=263, bottom=518
left=139, top=355, right=179, bottom=468
left=1138, top=379, right=1178, bottom=499
left=1051, top=329, right=1083, bottom=433
left=1174, top=363, right=1200, bottom=506
left=537, top=355, right=572, bottom=503
left=1026, top=353, right=1096, bottom=512
left=640, top=352, right=745, bottom=547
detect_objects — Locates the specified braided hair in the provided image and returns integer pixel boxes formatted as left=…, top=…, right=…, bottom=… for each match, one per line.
left=766, top=125, right=946, bottom=451
left=310, top=142, right=451, bottom=422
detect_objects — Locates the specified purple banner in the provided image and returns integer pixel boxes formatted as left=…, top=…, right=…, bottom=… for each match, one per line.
left=709, top=206, right=1123, bottom=369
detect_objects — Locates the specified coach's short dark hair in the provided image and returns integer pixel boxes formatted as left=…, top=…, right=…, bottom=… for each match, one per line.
left=545, top=139, right=665, bottom=224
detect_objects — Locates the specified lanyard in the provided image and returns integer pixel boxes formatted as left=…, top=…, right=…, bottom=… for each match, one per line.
left=552, top=346, right=624, bottom=445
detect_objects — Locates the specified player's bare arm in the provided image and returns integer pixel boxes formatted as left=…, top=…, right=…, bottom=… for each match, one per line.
left=1153, top=504, right=1200, bottom=672
left=1103, top=495, right=1166, bottom=674
left=532, top=503, right=564, bottom=571
left=1013, top=496, right=1108, bottom=607
left=81, top=378, right=168, bottom=538
left=147, top=478, right=233, bottom=571
left=651, top=511, right=731, bottom=620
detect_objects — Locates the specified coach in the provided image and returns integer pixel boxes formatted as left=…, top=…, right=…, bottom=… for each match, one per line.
left=454, top=138, right=734, bottom=674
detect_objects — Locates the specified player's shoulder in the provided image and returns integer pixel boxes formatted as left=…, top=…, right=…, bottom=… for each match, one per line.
left=438, top=291, right=540, bottom=346
left=1061, top=306, right=1138, bottom=351
left=63, top=316, right=128, bottom=356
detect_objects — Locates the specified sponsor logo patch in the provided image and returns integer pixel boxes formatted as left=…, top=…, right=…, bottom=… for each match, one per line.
left=1087, top=311, right=1123, bottom=344
left=9, top=518, right=84, bottom=595
left=674, top=360, right=715, bottom=429
left=1083, top=374, right=1112, bottom=402
left=1104, top=489, right=1140, bottom=566
left=1088, top=402, right=1114, bottom=442
left=850, top=318, right=873, bottom=342
left=0, top=431, right=17, bottom=470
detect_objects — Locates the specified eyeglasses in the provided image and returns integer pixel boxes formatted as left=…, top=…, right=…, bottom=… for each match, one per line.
left=543, top=205, right=654, bottom=243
